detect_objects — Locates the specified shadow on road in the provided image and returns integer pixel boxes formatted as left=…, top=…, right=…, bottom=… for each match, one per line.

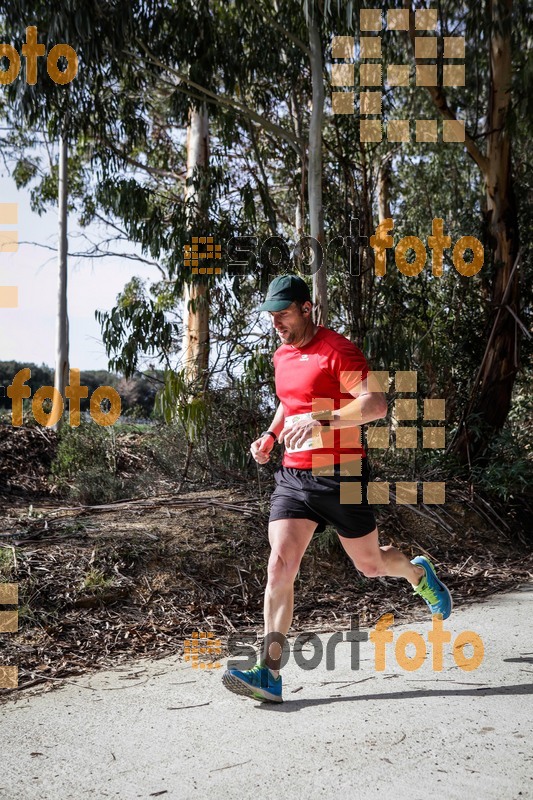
left=255, top=682, right=533, bottom=711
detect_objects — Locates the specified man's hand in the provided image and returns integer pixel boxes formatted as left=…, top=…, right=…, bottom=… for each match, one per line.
left=250, top=434, right=275, bottom=464
left=279, top=417, right=321, bottom=451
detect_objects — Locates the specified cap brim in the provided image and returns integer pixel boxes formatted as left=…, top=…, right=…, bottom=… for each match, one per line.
left=258, top=299, right=293, bottom=311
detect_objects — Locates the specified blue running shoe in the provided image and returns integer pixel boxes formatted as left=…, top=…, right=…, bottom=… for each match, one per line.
left=411, top=556, right=453, bottom=620
left=222, top=662, right=283, bottom=703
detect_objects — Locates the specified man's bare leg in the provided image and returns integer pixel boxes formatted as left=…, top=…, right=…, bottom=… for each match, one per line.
left=262, top=518, right=317, bottom=677
left=338, top=526, right=453, bottom=620
left=337, top=527, right=425, bottom=585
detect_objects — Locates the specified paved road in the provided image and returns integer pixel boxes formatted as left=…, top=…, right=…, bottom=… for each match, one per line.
left=1, top=585, right=532, bottom=799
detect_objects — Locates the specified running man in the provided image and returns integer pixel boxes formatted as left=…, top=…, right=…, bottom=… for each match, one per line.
left=222, top=274, right=452, bottom=703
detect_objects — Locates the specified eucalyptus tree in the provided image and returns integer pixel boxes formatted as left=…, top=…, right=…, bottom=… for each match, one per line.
left=0, top=0, right=145, bottom=427
left=399, top=0, right=531, bottom=458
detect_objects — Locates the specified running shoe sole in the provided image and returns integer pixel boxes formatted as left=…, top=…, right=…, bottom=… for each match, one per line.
left=222, top=670, right=283, bottom=703
left=412, top=555, right=453, bottom=619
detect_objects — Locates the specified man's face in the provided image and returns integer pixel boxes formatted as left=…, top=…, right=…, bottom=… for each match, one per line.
left=270, top=302, right=309, bottom=345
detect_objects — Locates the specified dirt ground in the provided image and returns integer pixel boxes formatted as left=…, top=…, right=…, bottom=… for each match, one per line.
left=0, top=424, right=531, bottom=701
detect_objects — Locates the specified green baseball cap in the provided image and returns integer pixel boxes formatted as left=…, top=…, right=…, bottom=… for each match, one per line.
left=259, top=274, right=312, bottom=311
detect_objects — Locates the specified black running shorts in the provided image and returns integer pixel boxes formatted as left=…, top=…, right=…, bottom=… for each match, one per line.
left=269, top=457, right=377, bottom=539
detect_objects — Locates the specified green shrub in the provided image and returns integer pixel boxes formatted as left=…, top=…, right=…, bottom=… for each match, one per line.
left=50, top=420, right=130, bottom=504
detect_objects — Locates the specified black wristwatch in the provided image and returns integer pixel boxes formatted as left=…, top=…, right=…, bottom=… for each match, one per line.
left=260, top=430, right=277, bottom=442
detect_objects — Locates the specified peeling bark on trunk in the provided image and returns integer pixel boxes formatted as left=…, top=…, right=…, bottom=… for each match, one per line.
left=453, top=0, right=519, bottom=459
left=53, top=131, right=69, bottom=432
left=180, top=104, right=210, bottom=386
left=290, top=89, right=307, bottom=272
left=378, top=158, right=392, bottom=223
left=308, top=14, right=327, bottom=324
left=405, top=0, right=520, bottom=459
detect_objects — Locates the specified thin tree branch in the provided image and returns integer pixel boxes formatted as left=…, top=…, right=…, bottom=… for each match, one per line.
left=18, top=240, right=163, bottom=270
left=132, top=40, right=303, bottom=154
left=403, top=1, right=489, bottom=175
left=245, top=0, right=312, bottom=57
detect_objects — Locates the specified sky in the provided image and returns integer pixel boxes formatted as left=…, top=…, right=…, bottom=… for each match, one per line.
left=0, top=173, right=156, bottom=372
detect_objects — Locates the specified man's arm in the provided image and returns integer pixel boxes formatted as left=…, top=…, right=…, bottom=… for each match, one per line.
left=266, top=402, right=285, bottom=439
left=279, top=379, right=387, bottom=450
left=250, top=403, right=285, bottom=464
left=328, top=386, right=388, bottom=428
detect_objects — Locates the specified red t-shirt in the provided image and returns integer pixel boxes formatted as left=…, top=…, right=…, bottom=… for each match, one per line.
left=273, top=326, right=369, bottom=468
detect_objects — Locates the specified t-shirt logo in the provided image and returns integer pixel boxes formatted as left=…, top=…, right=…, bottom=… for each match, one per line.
left=299, top=354, right=310, bottom=361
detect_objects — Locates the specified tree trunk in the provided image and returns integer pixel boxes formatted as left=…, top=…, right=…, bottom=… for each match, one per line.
left=180, top=104, right=210, bottom=386
left=290, top=92, right=305, bottom=237
left=53, top=131, right=69, bottom=431
left=378, top=158, right=392, bottom=223
left=290, top=89, right=306, bottom=272
left=451, top=0, right=520, bottom=460
left=308, top=14, right=327, bottom=324
left=404, top=0, right=520, bottom=459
